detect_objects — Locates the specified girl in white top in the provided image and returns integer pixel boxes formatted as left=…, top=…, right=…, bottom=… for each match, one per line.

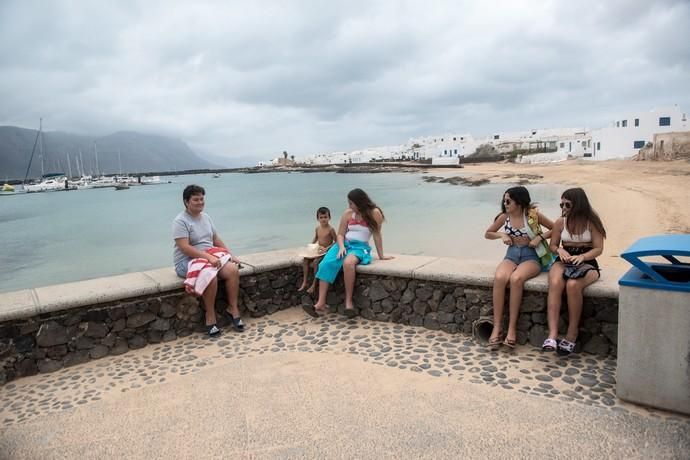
left=544, top=187, right=606, bottom=355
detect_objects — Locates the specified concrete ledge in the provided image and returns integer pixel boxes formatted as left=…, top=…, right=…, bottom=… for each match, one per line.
left=240, top=248, right=302, bottom=273
left=356, top=254, right=438, bottom=278
left=33, top=272, right=159, bottom=318
left=0, top=290, right=39, bottom=322
left=411, top=258, right=497, bottom=287
left=0, top=249, right=621, bottom=322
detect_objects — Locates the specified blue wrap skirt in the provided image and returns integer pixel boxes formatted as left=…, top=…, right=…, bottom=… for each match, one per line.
left=315, top=240, right=372, bottom=284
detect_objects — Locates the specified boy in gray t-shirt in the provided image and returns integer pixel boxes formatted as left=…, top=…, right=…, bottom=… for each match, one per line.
left=172, top=210, right=217, bottom=277
left=173, top=184, right=244, bottom=336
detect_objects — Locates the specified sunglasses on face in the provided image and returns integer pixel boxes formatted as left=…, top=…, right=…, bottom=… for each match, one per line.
left=504, top=199, right=512, bottom=205
left=559, top=202, right=572, bottom=209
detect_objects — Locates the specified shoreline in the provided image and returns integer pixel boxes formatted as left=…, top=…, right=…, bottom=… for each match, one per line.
left=455, top=159, right=690, bottom=272
left=241, top=158, right=690, bottom=272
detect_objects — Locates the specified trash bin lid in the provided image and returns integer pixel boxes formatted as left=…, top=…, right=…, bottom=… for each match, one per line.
left=620, top=234, right=690, bottom=286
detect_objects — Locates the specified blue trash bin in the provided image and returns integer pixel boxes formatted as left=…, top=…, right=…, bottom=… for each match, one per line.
left=617, top=234, right=690, bottom=414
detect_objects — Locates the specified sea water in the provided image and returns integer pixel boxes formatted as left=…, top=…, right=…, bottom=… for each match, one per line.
left=0, top=172, right=564, bottom=292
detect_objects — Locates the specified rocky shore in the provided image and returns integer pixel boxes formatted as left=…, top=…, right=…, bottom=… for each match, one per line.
left=235, top=162, right=463, bottom=174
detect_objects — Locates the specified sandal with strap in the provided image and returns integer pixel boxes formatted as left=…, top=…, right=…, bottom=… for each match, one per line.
left=488, top=331, right=504, bottom=349
left=224, top=311, right=245, bottom=332
left=344, top=308, right=357, bottom=318
left=557, top=338, right=576, bottom=356
left=503, top=337, right=517, bottom=349
left=542, top=338, right=558, bottom=351
left=207, top=324, right=221, bottom=337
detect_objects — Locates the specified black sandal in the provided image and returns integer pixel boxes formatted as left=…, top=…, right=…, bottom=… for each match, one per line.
left=302, top=304, right=319, bottom=318
left=557, top=338, right=576, bottom=356
left=207, top=324, right=221, bottom=336
left=224, top=311, right=245, bottom=332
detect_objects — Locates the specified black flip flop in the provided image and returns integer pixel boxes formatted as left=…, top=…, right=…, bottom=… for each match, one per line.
left=224, top=311, right=245, bottom=332
left=302, top=304, right=319, bottom=318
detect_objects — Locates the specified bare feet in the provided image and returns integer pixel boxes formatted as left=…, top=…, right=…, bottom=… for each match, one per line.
left=314, top=303, right=328, bottom=315
left=306, top=284, right=316, bottom=295
left=297, top=281, right=308, bottom=292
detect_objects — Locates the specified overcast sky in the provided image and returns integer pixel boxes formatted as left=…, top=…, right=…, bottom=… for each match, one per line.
left=1, top=0, right=689, bottom=164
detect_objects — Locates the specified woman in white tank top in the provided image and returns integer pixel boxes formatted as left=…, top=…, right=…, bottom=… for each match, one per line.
left=543, top=187, right=606, bottom=355
left=304, top=188, right=394, bottom=318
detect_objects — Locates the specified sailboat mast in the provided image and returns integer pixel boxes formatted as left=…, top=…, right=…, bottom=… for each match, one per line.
left=39, top=118, right=45, bottom=177
left=94, top=141, right=100, bottom=177
left=78, top=149, right=85, bottom=176
left=23, top=120, right=43, bottom=184
left=67, top=153, right=73, bottom=178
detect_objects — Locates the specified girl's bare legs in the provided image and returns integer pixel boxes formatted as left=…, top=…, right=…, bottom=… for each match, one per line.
left=564, top=270, right=599, bottom=342
left=546, top=263, right=566, bottom=339
left=490, top=260, right=516, bottom=342
left=298, top=258, right=309, bottom=291
left=343, top=254, right=360, bottom=310
left=506, top=261, right=541, bottom=343
left=201, top=276, right=218, bottom=326
left=314, top=280, right=330, bottom=311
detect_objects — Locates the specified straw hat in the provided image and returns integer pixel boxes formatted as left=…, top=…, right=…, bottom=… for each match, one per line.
left=299, top=243, right=321, bottom=259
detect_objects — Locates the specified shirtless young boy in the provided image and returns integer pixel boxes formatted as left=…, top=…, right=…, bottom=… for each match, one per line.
left=299, top=207, right=337, bottom=294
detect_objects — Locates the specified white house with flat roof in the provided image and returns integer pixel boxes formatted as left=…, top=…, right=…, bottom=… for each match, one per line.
left=589, top=105, right=688, bottom=160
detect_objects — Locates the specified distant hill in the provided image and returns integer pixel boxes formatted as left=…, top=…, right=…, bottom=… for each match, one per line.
left=0, top=126, right=218, bottom=180
left=197, top=151, right=259, bottom=168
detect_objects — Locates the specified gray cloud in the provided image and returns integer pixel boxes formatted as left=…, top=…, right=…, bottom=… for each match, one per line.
left=1, top=0, right=688, bottom=164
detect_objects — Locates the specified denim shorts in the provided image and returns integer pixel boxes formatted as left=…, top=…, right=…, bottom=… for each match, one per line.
left=504, top=245, right=540, bottom=266
left=175, top=259, right=188, bottom=278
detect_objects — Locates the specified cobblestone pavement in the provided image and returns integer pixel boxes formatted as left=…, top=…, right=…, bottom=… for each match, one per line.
left=1, top=309, right=688, bottom=458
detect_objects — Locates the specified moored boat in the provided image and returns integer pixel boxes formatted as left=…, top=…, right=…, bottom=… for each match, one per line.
left=24, top=174, right=69, bottom=193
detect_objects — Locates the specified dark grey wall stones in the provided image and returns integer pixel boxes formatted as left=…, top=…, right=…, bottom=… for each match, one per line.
left=0, top=266, right=617, bottom=386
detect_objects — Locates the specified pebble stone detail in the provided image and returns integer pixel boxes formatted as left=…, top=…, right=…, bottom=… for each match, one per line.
left=1, top=310, right=687, bottom=429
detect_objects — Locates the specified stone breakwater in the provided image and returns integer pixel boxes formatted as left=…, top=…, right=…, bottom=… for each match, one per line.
left=0, top=251, right=620, bottom=385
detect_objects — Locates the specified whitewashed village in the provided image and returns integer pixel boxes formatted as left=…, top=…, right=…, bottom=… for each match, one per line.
left=268, top=105, right=689, bottom=166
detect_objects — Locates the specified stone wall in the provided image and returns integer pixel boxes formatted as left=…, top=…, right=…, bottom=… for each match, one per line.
left=637, top=130, right=690, bottom=160
left=0, top=250, right=620, bottom=385
left=306, top=273, right=618, bottom=357
left=0, top=268, right=299, bottom=385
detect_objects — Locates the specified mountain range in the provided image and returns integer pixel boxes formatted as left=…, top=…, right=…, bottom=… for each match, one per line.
left=0, top=126, right=218, bottom=180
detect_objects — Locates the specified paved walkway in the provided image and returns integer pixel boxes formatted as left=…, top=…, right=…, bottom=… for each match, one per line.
left=1, top=309, right=688, bottom=459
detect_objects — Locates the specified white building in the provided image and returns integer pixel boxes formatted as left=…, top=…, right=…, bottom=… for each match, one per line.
left=282, top=105, right=687, bottom=165
left=431, top=133, right=480, bottom=159
left=589, top=105, right=688, bottom=160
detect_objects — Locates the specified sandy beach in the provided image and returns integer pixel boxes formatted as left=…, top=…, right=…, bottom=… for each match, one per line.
left=451, top=159, right=690, bottom=272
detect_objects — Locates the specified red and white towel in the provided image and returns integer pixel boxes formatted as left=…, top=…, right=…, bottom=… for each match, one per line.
left=184, top=247, right=233, bottom=296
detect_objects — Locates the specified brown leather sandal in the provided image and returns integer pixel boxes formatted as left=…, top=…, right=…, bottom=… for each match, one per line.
left=488, top=332, right=504, bottom=349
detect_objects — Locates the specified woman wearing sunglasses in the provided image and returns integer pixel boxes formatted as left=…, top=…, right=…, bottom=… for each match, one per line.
left=485, top=186, right=554, bottom=349
left=543, top=187, right=606, bottom=355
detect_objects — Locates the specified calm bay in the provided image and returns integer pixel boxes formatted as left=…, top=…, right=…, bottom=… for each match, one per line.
left=0, top=172, right=564, bottom=293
